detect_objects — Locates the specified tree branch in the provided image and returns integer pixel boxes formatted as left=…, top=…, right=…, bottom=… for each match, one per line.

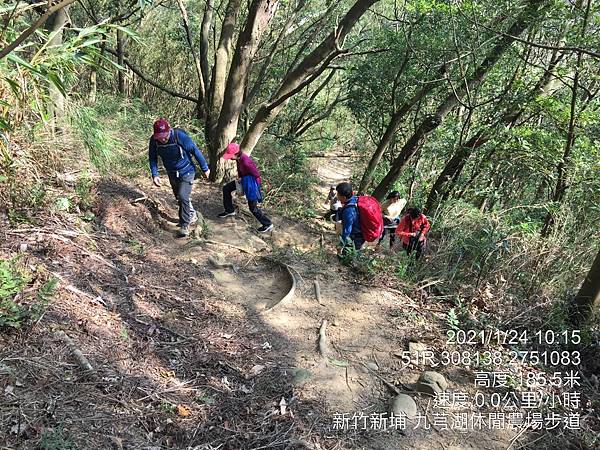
left=0, top=0, right=78, bottom=60
left=105, top=48, right=198, bottom=103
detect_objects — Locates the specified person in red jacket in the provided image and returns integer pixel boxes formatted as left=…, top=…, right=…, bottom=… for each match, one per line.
left=395, top=207, right=430, bottom=259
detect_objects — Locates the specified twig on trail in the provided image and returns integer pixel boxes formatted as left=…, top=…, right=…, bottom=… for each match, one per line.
left=361, top=363, right=415, bottom=395
left=313, top=279, right=323, bottom=305
left=143, top=284, right=186, bottom=302
left=131, top=317, right=196, bottom=342
left=345, top=366, right=352, bottom=392
left=318, top=319, right=329, bottom=357
left=506, top=424, right=531, bottom=450
left=131, top=196, right=148, bottom=204
left=41, top=232, right=128, bottom=281
left=243, top=255, right=257, bottom=268
left=417, top=279, right=444, bottom=291
left=136, top=382, right=200, bottom=402
left=51, top=271, right=108, bottom=307
left=55, top=331, right=94, bottom=373
left=362, top=363, right=399, bottom=395
left=202, top=239, right=258, bottom=255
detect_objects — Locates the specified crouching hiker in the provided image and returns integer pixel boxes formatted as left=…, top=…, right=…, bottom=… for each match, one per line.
left=395, top=207, right=430, bottom=259
left=335, top=182, right=365, bottom=257
left=217, top=143, right=273, bottom=233
left=148, top=118, right=210, bottom=237
left=378, top=191, right=407, bottom=249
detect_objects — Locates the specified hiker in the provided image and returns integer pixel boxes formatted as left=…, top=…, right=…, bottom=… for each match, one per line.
left=395, top=207, right=431, bottom=259
left=327, top=186, right=343, bottom=222
left=217, top=143, right=273, bottom=233
left=378, top=191, right=407, bottom=249
left=377, top=191, right=406, bottom=249
left=335, top=182, right=364, bottom=255
left=148, top=118, right=210, bottom=237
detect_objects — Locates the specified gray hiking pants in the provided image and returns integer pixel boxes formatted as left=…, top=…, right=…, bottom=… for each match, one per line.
left=168, top=172, right=196, bottom=226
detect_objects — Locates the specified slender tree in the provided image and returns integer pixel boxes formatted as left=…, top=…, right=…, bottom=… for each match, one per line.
left=371, top=0, right=550, bottom=201
left=570, top=247, right=600, bottom=325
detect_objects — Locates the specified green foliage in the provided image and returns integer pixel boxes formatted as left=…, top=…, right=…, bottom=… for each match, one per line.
left=255, top=139, right=319, bottom=218
left=0, top=258, right=56, bottom=329
left=127, top=239, right=146, bottom=255
left=0, top=21, right=135, bottom=132
left=7, top=181, right=48, bottom=224
left=70, top=106, right=118, bottom=173
left=54, top=197, right=71, bottom=212
left=446, top=297, right=472, bottom=331
left=74, top=172, right=94, bottom=211
left=40, top=425, right=76, bottom=450
left=69, top=95, right=155, bottom=177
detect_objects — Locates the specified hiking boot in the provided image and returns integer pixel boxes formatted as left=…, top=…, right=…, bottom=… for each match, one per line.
left=257, top=224, right=274, bottom=233
left=190, top=212, right=199, bottom=224
left=178, top=225, right=190, bottom=237
left=218, top=211, right=235, bottom=218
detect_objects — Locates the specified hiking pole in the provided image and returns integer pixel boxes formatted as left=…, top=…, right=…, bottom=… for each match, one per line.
left=408, top=224, right=425, bottom=256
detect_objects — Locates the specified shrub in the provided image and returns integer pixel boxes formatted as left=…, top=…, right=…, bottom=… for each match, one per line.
left=0, top=258, right=56, bottom=329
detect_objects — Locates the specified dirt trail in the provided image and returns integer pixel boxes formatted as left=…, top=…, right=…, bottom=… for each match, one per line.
left=0, top=159, right=523, bottom=449
left=170, top=157, right=520, bottom=449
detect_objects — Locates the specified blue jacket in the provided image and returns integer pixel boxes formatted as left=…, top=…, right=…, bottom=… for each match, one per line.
left=149, top=129, right=209, bottom=178
left=241, top=175, right=262, bottom=202
left=341, top=196, right=363, bottom=244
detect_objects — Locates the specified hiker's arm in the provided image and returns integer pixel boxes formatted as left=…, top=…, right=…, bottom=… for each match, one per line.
left=421, top=216, right=431, bottom=236
left=395, top=216, right=412, bottom=237
left=180, top=131, right=209, bottom=174
left=340, top=208, right=354, bottom=243
left=148, top=139, right=159, bottom=177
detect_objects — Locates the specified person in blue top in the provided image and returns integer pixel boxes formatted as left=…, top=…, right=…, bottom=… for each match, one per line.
left=148, top=118, right=210, bottom=237
left=336, top=182, right=364, bottom=256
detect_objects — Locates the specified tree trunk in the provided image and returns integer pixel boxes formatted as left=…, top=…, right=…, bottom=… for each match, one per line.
left=424, top=138, right=480, bottom=214
left=570, top=247, right=600, bottom=325
left=176, top=0, right=205, bottom=119
left=209, top=0, right=280, bottom=181
left=541, top=0, right=590, bottom=238
left=358, top=71, right=445, bottom=193
left=243, top=0, right=306, bottom=111
left=117, top=28, right=125, bottom=94
left=424, top=50, right=564, bottom=215
left=206, top=0, right=243, bottom=150
left=240, top=0, right=380, bottom=155
left=89, top=69, right=97, bottom=103
left=407, top=154, right=422, bottom=203
left=371, top=0, right=549, bottom=202
left=46, top=4, right=70, bottom=130
left=200, top=0, right=214, bottom=109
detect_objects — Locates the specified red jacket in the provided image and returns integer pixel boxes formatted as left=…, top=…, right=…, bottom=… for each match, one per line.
left=395, top=213, right=430, bottom=246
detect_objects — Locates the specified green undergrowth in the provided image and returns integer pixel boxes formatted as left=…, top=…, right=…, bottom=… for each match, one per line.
left=0, top=257, right=57, bottom=329
left=256, top=138, right=319, bottom=220
left=69, top=95, right=153, bottom=177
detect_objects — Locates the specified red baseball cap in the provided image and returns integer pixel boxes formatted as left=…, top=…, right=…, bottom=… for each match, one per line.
left=153, top=118, right=171, bottom=141
left=222, top=143, right=240, bottom=160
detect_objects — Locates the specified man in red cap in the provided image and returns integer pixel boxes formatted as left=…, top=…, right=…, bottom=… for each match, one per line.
left=217, top=143, right=273, bottom=233
left=148, top=118, right=210, bottom=237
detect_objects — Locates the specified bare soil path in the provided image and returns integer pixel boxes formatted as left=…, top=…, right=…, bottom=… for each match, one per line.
left=0, top=157, right=523, bottom=449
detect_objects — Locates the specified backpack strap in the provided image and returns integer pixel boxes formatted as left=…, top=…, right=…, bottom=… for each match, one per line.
left=173, top=128, right=184, bottom=160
